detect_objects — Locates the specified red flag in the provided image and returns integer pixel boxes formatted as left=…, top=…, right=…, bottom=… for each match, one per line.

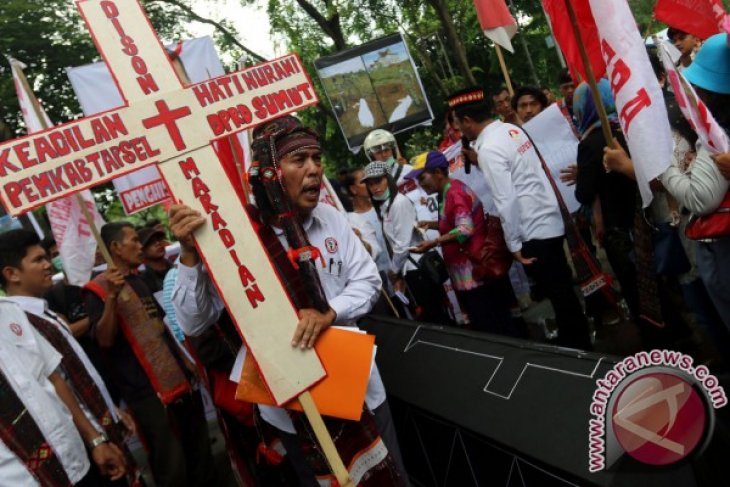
left=474, top=0, right=518, bottom=52
left=654, top=0, right=726, bottom=40
left=543, top=0, right=606, bottom=82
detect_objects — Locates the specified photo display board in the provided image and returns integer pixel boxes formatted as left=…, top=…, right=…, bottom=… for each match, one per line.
left=315, top=33, right=433, bottom=152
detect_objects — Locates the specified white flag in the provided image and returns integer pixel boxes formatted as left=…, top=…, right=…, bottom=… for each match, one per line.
left=474, top=0, right=519, bottom=53
left=46, top=194, right=106, bottom=286
left=659, top=41, right=730, bottom=154
left=9, top=57, right=105, bottom=285
left=587, top=0, right=674, bottom=206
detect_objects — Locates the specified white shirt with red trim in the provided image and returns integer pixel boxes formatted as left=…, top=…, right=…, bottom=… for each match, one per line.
left=0, top=299, right=90, bottom=486
left=473, top=120, right=564, bottom=252
left=172, top=203, right=386, bottom=433
left=5, top=295, right=118, bottom=430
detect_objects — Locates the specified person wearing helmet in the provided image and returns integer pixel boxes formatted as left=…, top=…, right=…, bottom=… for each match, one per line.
left=363, top=129, right=412, bottom=188
left=363, top=129, right=400, bottom=163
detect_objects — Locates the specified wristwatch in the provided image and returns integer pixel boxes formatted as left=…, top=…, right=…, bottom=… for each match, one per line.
left=88, top=433, right=109, bottom=449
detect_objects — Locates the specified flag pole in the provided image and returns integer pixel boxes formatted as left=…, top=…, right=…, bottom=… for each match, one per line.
left=563, top=0, right=618, bottom=149
left=10, top=60, right=115, bottom=267
left=494, top=44, right=515, bottom=96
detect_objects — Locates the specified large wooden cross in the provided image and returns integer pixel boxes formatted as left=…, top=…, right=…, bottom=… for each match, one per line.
left=0, top=1, right=356, bottom=480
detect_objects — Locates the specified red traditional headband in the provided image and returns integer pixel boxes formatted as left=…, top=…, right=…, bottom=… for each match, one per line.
left=447, top=89, right=485, bottom=108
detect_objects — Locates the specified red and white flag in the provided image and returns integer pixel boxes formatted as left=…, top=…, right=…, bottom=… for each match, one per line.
left=543, top=0, right=606, bottom=82
left=654, top=0, right=727, bottom=40
left=474, top=0, right=518, bottom=53
left=658, top=42, right=730, bottom=154
left=9, top=57, right=105, bottom=285
left=585, top=0, right=674, bottom=206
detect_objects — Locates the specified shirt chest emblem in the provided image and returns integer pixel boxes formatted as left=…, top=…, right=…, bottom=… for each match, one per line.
left=324, top=237, right=338, bottom=254
left=9, top=323, right=23, bottom=336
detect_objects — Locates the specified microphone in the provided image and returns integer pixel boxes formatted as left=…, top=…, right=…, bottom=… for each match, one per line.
left=461, top=135, right=472, bottom=174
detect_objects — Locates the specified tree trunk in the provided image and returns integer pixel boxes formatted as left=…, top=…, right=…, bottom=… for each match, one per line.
left=507, top=0, right=540, bottom=85
left=426, top=0, right=477, bottom=85
left=294, top=0, right=348, bottom=51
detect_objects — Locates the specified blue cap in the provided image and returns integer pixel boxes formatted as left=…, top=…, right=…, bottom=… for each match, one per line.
left=684, top=33, right=730, bottom=95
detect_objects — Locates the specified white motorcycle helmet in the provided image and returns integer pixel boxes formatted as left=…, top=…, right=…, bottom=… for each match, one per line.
left=363, top=129, right=397, bottom=162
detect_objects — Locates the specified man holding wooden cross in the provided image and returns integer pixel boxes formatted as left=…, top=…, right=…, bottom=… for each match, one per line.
left=170, top=115, right=408, bottom=486
left=0, top=0, right=404, bottom=484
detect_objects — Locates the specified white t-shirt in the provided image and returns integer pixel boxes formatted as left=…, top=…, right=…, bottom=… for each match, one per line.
left=391, top=163, right=439, bottom=240
left=0, top=300, right=90, bottom=486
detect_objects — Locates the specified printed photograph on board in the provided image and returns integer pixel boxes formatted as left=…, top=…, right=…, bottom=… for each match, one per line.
left=315, top=33, right=433, bottom=151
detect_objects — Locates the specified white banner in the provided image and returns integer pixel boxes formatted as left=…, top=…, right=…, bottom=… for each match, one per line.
left=67, top=37, right=249, bottom=214
left=523, top=104, right=581, bottom=214
left=9, top=57, right=105, bottom=285
left=659, top=41, right=730, bottom=154
left=587, top=0, right=673, bottom=207
left=46, top=192, right=106, bottom=285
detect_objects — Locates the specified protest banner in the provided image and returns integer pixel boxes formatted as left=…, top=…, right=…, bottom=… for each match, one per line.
left=315, top=33, right=434, bottom=152
left=586, top=0, right=674, bottom=206
left=0, top=48, right=314, bottom=215
left=543, top=0, right=605, bottom=82
left=0, top=1, right=359, bottom=482
left=523, top=104, right=581, bottom=214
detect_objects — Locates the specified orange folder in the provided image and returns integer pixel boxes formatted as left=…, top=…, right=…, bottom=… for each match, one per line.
left=235, top=327, right=374, bottom=421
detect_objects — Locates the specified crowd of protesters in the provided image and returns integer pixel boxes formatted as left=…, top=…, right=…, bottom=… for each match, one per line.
left=0, top=19, right=728, bottom=487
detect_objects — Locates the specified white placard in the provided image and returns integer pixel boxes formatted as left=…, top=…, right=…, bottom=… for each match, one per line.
left=523, top=104, right=581, bottom=214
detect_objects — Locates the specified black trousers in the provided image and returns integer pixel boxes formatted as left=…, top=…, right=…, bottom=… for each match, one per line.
left=457, top=276, right=515, bottom=336
left=404, top=270, right=453, bottom=325
left=521, top=236, right=593, bottom=350
left=127, top=390, right=218, bottom=487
